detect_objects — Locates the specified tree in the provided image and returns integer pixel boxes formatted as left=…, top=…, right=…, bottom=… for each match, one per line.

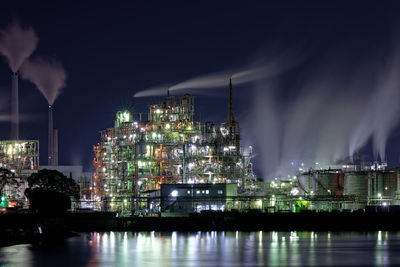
left=25, top=169, right=80, bottom=213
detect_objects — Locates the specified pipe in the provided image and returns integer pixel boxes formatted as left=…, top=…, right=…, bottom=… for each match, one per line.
left=48, top=105, right=53, bottom=165
left=10, top=72, right=19, bottom=140
left=53, top=129, right=58, bottom=165
left=228, top=78, right=233, bottom=123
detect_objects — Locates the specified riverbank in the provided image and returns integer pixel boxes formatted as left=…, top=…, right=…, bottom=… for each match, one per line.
left=0, top=213, right=77, bottom=247
left=117, top=210, right=400, bottom=232
left=2, top=209, right=400, bottom=246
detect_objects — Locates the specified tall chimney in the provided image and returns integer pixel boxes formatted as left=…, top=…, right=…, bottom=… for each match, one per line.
left=228, top=78, right=233, bottom=123
left=10, top=72, right=19, bottom=140
left=131, top=95, right=135, bottom=121
left=53, top=129, right=58, bottom=166
left=48, top=105, right=54, bottom=165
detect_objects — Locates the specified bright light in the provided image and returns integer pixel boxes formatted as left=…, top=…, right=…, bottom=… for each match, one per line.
left=290, top=188, right=299, bottom=196
left=377, top=193, right=382, bottom=198
left=165, top=123, right=170, bottom=129
left=171, top=190, right=178, bottom=197
left=188, top=163, right=195, bottom=170
left=220, top=127, right=229, bottom=136
left=383, top=202, right=388, bottom=207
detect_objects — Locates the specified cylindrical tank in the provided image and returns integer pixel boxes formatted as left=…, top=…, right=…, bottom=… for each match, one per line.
left=316, top=172, right=343, bottom=196
left=344, top=173, right=369, bottom=205
left=297, top=174, right=317, bottom=195
left=371, top=171, right=397, bottom=198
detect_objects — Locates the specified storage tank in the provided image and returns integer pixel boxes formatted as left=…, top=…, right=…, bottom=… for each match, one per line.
left=297, top=174, right=317, bottom=195
left=316, top=172, right=343, bottom=196
left=344, top=172, right=369, bottom=207
left=371, top=171, right=397, bottom=199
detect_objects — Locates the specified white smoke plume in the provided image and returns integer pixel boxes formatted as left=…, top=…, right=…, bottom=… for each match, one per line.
left=134, top=84, right=170, bottom=98
left=245, top=46, right=400, bottom=180
left=20, top=57, right=67, bottom=105
left=136, top=63, right=292, bottom=98
left=168, top=52, right=298, bottom=92
left=0, top=20, right=39, bottom=72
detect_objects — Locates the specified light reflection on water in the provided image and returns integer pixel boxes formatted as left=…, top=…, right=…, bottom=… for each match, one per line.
left=1, top=231, right=400, bottom=266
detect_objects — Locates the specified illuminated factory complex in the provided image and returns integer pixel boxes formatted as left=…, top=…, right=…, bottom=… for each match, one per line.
left=92, top=81, right=400, bottom=215
left=1, top=75, right=399, bottom=215
left=93, top=81, right=258, bottom=213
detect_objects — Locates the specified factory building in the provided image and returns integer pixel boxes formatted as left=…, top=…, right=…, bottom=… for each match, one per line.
left=149, top=183, right=238, bottom=215
left=93, top=81, right=257, bottom=212
left=0, top=140, right=39, bottom=207
left=93, top=81, right=400, bottom=215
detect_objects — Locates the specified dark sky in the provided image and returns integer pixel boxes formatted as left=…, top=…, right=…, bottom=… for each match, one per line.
left=0, top=1, right=399, bottom=174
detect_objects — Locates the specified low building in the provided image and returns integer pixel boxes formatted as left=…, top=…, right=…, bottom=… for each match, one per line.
left=148, top=183, right=237, bottom=215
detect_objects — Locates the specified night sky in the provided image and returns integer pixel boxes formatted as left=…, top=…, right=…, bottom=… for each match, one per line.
left=0, top=1, right=399, bottom=177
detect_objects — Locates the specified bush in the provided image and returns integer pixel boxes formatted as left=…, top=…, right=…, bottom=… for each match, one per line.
left=26, top=188, right=71, bottom=214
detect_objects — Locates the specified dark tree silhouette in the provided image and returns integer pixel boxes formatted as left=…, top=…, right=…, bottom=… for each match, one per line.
left=25, top=169, right=80, bottom=213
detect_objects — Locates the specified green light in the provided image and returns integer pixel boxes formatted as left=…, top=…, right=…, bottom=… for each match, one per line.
left=118, top=111, right=131, bottom=123
left=1, top=196, right=5, bottom=202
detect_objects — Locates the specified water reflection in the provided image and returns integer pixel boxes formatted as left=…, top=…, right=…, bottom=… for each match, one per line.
left=1, top=231, right=400, bottom=266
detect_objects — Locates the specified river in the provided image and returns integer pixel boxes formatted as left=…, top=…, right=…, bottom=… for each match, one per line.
left=0, top=231, right=399, bottom=266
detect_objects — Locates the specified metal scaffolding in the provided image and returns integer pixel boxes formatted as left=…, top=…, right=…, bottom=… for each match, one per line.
left=93, top=94, right=256, bottom=211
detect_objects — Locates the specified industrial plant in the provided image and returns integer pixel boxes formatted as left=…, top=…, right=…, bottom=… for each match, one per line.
left=0, top=21, right=399, bottom=218
left=0, top=65, right=399, bottom=215
left=92, top=80, right=400, bottom=216
left=93, top=80, right=257, bottom=213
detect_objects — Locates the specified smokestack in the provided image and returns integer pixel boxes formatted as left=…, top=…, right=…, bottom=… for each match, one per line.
left=53, top=129, right=58, bottom=166
left=228, top=78, right=233, bottom=123
left=10, top=72, right=19, bottom=140
left=131, top=95, right=135, bottom=121
left=48, top=105, right=54, bottom=165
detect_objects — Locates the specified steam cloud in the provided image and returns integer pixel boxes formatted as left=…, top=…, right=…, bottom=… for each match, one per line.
left=134, top=84, right=171, bottom=98
left=244, top=46, right=400, bottom=179
left=20, top=57, right=67, bottom=105
left=134, top=52, right=297, bottom=98
left=0, top=20, right=39, bottom=72
left=135, top=44, right=400, bottom=181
